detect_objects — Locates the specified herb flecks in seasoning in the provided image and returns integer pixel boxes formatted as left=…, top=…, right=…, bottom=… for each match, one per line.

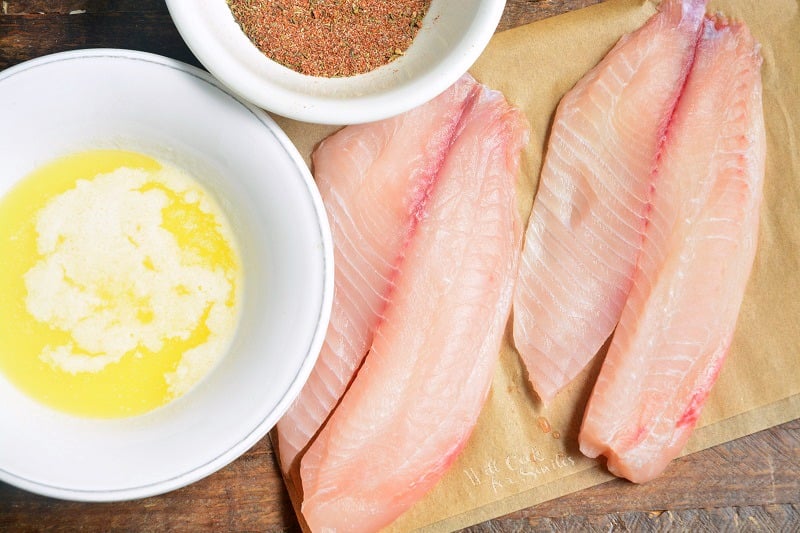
left=227, top=0, right=432, bottom=78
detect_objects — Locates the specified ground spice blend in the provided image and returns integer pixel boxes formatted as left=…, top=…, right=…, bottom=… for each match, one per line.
left=227, top=0, right=431, bottom=78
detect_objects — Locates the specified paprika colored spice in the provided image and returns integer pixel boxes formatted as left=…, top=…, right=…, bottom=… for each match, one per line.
left=227, top=0, right=431, bottom=78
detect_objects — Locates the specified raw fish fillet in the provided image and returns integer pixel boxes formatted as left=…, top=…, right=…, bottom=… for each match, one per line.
left=512, top=0, right=707, bottom=403
left=300, top=86, right=529, bottom=532
left=579, top=16, right=765, bottom=483
left=275, top=77, right=478, bottom=473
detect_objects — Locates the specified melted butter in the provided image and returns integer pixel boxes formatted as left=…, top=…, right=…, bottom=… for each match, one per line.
left=0, top=150, right=241, bottom=418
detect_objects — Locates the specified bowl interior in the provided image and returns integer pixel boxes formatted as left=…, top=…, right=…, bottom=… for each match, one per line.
left=167, top=0, right=505, bottom=123
left=0, top=50, right=332, bottom=500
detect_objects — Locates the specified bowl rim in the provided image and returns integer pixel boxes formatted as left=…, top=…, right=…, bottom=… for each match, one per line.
left=165, top=0, right=507, bottom=124
left=0, top=48, right=334, bottom=501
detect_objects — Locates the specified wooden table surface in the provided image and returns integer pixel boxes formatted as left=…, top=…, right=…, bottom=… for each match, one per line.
left=1, top=1, right=798, bottom=531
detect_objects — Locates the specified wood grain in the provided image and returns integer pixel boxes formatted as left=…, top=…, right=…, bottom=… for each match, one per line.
left=0, top=0, right=199, bottom=69
left=469, top=505, right=800, bottom=532
left=0, top=0, right=609, bottom=71
left=1, top=1, right=798, bottom=531
left=466, top=419, right=800, bottom=531
left=497, top=0, right=609, bottom=31
left=1, top=420, right=797, bottom=531
left=0, top=437, right=299, bottom=532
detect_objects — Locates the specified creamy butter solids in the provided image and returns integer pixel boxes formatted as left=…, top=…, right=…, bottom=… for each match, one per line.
left=0, top=150, right=242, bottom=417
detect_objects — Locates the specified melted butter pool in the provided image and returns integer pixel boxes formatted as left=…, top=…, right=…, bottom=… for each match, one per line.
left=0, top=150, right=242, bottom=418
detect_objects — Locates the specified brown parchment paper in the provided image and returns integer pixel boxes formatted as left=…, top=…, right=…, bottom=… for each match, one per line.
left=271, top=0, right=800, bottom=530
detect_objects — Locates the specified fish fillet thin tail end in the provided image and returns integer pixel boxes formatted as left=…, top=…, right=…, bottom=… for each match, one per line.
left=706, top=12, right=745, bottom=32
left=579, top=435, right=668, bottom=484
left=705, top=12, right=763, bottom=67
left=659, top=0, right=707, bottom=27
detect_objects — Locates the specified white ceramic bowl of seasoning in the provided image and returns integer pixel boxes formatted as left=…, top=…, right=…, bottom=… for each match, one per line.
left=0, top=49, right=333, bottom=501
left=166, top=0, right=506, bottom=124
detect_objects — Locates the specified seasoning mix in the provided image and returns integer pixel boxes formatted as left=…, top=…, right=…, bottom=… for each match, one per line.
left=227, top=0, right=432, bottom=78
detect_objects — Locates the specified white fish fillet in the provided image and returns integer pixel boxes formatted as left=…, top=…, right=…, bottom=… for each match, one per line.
left=512, top=0, right=707, bottom=403
left=300, top=85, right=529, bottom=532
left=275, top=77, right=478, bottom=473
left=579, top=15, right=766, bottom=483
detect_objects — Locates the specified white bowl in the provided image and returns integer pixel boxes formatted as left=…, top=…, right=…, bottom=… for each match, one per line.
left=0, top=49, right=333, bottom=501
left=166, top=0, right=506, bottom=124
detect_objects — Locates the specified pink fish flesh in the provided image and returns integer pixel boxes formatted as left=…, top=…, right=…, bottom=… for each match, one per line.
left=512, top=0, right=707, bottom=403
left=275, top=76, right=478, bottom=473
left=300, top=84, right=529, bottom=532
left=579, top=15, right=765, bottom=483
